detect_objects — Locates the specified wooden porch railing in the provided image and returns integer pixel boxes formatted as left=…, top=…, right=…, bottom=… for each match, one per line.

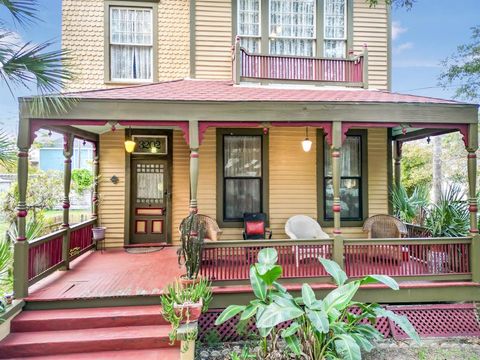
left=201, top=236, right=474, bottom=283
left=233, top=43, right=367, bottom=87
left=27, top=219, right=96, bottom=286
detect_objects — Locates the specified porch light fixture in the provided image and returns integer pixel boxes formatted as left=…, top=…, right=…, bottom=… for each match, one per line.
left=302, top=127, right=313, bottom=152
left=124, top=127, right=136, bottom=153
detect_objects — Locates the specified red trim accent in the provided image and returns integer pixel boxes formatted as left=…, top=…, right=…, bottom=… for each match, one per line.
left=190, top=152, right=199, bottom=158
left=470, top=229, right=479, bottom=233
left=341, top=122, right=470, bottom=146
left=469, top=205, right=478, bottom=213
left=17, top=210, right=28, bottom=218
left=468, top=154, right=477, bottom=159
left=135, top=208, right=164, bottom=216
left=135, top=220, right=148, bottom=234
left=332, top=204, right=341, bottom=212
left=30, top=119, right=109, bottom=146
left=62, top=223, right=69, bottom=228
left=16, top=237, right=27, bottom=241
left=118, top=120, right=190, bottom=144
left=64, top=159, right=72, bottom=164
left=199, top=121, right=262, bottom=145
left=332, top=151, right=341, bottom=158
left=151, top=220, right=163, bottom=234
left=17, top=151, right=29, bottom=158
left=270, top=121, right=333, bottom=146
left=189, top=207, right=198, bottom=214
left=63, top=202, right=70, bottom=209
left=333, top=230, right=342, bottom=234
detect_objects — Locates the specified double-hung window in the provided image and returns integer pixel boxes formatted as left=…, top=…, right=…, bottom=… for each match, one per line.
left=217, top=130, right=268, bottom=226
left=319, top=130, right=367, bottom=224
left=237, top=0, right=348, bottom=58
left=110, top=7, right=153, bottom=82
left=324, top=0, right=347, bottom=58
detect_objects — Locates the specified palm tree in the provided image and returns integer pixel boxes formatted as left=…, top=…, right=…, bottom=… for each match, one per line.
left=0, top=130, right=15, bottom=171
left=0, top=0, right=75, bottom=115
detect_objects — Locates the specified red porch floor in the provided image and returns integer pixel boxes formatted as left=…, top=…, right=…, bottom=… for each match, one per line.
left=27, top=247, right=182, bottom=302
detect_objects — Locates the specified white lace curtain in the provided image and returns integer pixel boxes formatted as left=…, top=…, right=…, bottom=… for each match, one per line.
left=110, top=7, right=153, bottom=81
left=324, top=0, right=346, bottom=58
left=238, top=0, right=261, bottom=53
left=269, top=0, right=315, bottom=56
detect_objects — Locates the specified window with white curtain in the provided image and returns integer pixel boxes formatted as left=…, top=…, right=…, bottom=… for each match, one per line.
left=110, top=7, right=153, bottom=82
left=324, top=0, right=347, bottom=58
left=324, top=135, right=362, bottom=220
left=269, top=0, right=316, bottom=56
left=238, top=0, right=261, bottom=53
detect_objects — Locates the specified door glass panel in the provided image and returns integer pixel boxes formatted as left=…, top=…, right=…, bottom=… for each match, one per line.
left=136, top=163, right=164, bottom=204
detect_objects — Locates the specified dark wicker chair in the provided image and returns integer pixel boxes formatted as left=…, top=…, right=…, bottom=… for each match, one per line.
left=242, top=213, right=272, bottom=240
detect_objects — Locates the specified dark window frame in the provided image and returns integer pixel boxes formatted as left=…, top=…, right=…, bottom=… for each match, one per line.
left=216, top=128, right=269, bottom=228
left=317, top=129, right=368, bottom=227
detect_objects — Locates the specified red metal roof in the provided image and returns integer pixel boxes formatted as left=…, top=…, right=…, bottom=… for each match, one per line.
left=69, top=79, right=464, bottom=105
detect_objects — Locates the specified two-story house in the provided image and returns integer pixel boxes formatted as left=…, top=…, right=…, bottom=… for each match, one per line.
left=2, top=1, right=480, bottom=358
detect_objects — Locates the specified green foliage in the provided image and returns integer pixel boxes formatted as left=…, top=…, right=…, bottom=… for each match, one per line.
left=401, top=144, right=432, bottom=194
left=0, top=171, right=63, bottom=224
left=366, top=0, right=415, bottom=9
left=160, top=278, right=212, bottom=344
left=439, top=26, right=480, bottom=102
left=0, top=131, right=16, bottom=172
left=7, top=213, right=47, bottom=242
left=71, top=169, right=93, bottom=195
left=425, top=184, right=469, bottom=237
left=177, top=213, right=206, bottom=280
left=391, top=183, right=429, bottom=224
left=0, top=0, right=76, bottom=116
left=216, top=248, right=419, bottom=360
left=0, top=236, right=13, bottom=298
left=231, top=346, right=257, bottom=360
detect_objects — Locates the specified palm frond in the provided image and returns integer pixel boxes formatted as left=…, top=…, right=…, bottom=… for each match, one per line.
left=0, top=0, right=39, bottom=25
left=0, top=236, right=13, bottom=287
left=0, top=130, right=16, bottom=171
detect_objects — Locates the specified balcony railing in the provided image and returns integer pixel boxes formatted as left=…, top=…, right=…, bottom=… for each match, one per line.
left=232, top=39, right=368, bottom=87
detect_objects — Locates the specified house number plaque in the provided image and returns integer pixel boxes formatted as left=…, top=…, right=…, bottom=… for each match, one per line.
left=132, top=135, right=168, bottom=155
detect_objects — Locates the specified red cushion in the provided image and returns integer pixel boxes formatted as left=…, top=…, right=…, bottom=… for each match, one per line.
left=246, top=221, right=265, bottom=236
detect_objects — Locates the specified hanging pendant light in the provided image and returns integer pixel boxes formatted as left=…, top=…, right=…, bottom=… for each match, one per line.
left=124, top=127, right=136, bottom=153
left=302, top=127, right=313, bottom=152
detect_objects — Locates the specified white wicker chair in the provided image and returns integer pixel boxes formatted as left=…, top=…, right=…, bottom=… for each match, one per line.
left=285, top=215, right=330, bottom=267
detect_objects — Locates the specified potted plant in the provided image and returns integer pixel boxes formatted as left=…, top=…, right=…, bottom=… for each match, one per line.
left=161, top=277, right=212, bottom=345
left=91, top=193, right=106, bottom=240
left=177, top=213, right=206, bottom=286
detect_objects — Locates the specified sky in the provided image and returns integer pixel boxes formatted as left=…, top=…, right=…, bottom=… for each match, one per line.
left=0, top=0, right=479, bottom=136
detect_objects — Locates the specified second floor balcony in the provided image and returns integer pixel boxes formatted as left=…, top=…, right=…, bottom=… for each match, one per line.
left=233, top=38, right=368, bottom=88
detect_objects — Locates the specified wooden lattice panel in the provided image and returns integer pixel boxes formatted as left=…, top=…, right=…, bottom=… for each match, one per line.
left=387, top=304, right=480, bottom=339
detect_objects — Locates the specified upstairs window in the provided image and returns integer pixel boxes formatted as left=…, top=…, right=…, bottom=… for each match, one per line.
left=110, top=7, right=153, bottom=82
left=324, top=0, right=347, bottom=58
left=238, top=0, right=261, bottom=53
left=236, top=0, right=348, bottom=58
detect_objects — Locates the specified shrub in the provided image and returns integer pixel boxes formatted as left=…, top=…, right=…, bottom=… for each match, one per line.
left=71, top=169, right=93, bottom=194
left=215, top=248, right=419, bottom=360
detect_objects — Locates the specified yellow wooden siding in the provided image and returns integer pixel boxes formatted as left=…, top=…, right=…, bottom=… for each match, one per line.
left=367, top=128, right=389, bottom=216
left=194, top=0, right=232, bottom=79
left=98, top=129, right=125, bottom=248
left=172, top=130, right=191, bottom=244
left=352, top=0, right=389, bottom=90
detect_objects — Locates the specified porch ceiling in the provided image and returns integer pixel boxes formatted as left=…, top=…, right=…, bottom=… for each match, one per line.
left=21, top=79, right=478, bottom=125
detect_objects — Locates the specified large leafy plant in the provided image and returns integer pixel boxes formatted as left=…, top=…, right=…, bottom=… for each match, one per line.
left=215, top=248, right=419, bottom=360
left=390, top=183, right=429, bottom=224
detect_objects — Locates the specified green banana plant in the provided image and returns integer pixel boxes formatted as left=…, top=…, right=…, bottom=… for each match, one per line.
left=215, top=248, right=419, bottom=360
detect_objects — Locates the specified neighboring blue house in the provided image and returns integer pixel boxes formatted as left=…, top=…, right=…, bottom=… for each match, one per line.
left=39, top=148, right=93, bottom=171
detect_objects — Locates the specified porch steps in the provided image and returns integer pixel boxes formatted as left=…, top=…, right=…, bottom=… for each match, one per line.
left=0, top=306, right=180, bottom=359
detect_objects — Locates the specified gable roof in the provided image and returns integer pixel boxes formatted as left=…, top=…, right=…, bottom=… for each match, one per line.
left=66, top=79, right=470, bottom=105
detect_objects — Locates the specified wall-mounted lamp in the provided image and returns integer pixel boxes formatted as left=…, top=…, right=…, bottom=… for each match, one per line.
left=302, top=127, right=313, bottom=152
left=124, top=127, right=136, bottom=153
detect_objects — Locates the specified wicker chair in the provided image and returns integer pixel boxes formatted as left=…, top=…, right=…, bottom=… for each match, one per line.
left=363, top=214, right=408, bottom=239
left=178, top=214, right=222, bottom=241
left=361, top=215, right=408, bottom=263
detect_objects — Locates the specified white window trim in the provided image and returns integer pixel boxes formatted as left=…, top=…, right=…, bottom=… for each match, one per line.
left=237, top=0, right=262, bottom=52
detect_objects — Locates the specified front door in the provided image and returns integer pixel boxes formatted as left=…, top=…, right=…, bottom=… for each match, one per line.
left=131, top=158, right=169, bottom=244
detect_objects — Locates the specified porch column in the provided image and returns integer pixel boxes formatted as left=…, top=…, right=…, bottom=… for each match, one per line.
left=331, top=121, right=342, bottom=234
left=189, top=120, right=200, bottom=213
left=62, top=134, right=74, bottom=270
left=466, top=123, right=478, bottom=234
left=14, top=115, right=31, bottom=298
left=91, top=142, right=99, bottom=219
left=393, top=140, right=402, bottom=188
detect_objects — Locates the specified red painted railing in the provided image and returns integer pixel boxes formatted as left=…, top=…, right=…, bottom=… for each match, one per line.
left=69, top=220, right=95, bottom=260
left=201, top=237, right=472, bottom=282
left=27, top=219, right=96, bottom=285
left=240, top=48, right=364, bottom=84
left=344, top=238, right=471, bottom=278
left=28, top=230, right=65, bottom=282
left=201, top=240, right=332, bottom=281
